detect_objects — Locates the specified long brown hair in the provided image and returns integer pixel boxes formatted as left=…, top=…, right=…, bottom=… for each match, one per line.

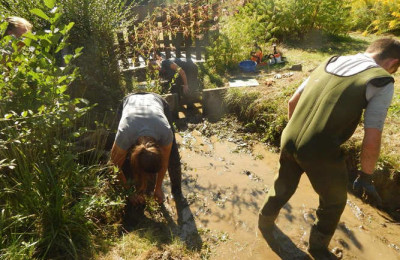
left=130, top=136, right=162, bottom=193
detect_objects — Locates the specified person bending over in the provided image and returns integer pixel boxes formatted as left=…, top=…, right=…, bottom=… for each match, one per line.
left=110, top=93, right=183, bottom=205
left=150, top=52, right=199, bottom=107
left=258, top=37, right=400, bottom=259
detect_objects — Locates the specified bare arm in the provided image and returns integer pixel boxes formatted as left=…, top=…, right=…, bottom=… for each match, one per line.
left=288, top=91, right=302, bottom=120
left=154, top=142, right=172, bottom=203
left=360, top=128, right=382, bottom=174
left=288, top=77, right=309, bottom=119
left=110, top=142, right=129, bottom=188
left=170, top=62, right=189, bottom=95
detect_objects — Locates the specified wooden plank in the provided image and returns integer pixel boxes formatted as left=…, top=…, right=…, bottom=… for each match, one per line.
left=164, top=32, right=171, bottom=59
left=195, top=36, right=202, bottom=60
left=185, top=36, right=192, bottom=60
left=174, top=32, right=183, bottom=58
left=116, top=31, right=128, bottom=69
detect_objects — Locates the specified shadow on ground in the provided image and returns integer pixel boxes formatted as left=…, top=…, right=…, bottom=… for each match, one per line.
left=122, top=197, right=203, bottom=251
left=259, top=225, right=312, bottom=260
left=285, top=32, right=370, bottom=55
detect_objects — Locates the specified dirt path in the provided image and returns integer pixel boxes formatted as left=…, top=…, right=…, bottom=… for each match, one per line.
left=161, top=119, right=400, bottom=260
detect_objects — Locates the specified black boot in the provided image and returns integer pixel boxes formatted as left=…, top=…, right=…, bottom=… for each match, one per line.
left=258, top=213, right=278, bottom=234
left=307, top=225, right=336, bottom=260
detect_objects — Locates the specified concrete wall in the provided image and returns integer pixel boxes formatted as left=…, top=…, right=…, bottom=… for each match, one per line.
left=202, top=87, right=229, bottom=122
left=163, top=93, right=179, bottom=119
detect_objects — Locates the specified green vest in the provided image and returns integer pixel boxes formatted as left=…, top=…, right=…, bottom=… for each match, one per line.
left=281, top=57, right=393, bottom=161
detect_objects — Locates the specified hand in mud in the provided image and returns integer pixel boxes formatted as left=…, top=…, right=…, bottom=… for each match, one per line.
left=128, top=193, right=145, bottom=205
left=353, top=171, right=382, bottom=207
left=154, top=188, right=165, bottom=204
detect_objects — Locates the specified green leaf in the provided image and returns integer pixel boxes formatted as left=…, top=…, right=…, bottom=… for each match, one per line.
left=58, top=76, right=68, bottom=84
left=38, top=105, right=45, bottom=114
left=75, top=47, right=83, bottom=55
left=30, top=8, right=50, bottom=21
left=23, top=32, right=38, bottom=41
left=50, top=12, right=62, bottom=25
left=43, top=0, right=56, bottom=9
left=57, top=85, right=68, bottom=94
left=4, top=114, right=12, bottom=119
left=21, top=111, right=28, bottom=117
left=63, top=54, right=73, bottom=64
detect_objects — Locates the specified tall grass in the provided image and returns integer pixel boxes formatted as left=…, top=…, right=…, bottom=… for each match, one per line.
left=224, top=87, right=289, bottom=146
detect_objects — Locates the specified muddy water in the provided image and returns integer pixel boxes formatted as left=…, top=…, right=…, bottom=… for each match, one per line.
left=168, top=129, right=400, bottom=260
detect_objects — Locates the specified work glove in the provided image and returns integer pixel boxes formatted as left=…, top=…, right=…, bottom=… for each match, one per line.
left=353, top=171, right=382, bottom=207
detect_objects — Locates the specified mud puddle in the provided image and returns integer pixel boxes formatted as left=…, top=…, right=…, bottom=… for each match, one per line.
left=161, top=119, right=400, bottom=260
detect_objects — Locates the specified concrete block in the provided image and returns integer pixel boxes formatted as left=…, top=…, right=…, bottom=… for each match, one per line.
left=202, top=87, right=229, bottom=121
left=163, top=93, right=179, bottom=119
left=289, top=64, right=302, bottom=71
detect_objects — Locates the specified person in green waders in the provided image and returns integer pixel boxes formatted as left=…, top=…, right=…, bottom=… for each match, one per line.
left=258, top=38, right=400, bottom=259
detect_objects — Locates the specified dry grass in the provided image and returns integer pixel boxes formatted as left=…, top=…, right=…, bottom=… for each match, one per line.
left=96, top=231, right=201, bottom=260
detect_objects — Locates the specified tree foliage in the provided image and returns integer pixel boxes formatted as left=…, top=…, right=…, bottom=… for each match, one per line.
left=0, top=4, right=124, bottom=259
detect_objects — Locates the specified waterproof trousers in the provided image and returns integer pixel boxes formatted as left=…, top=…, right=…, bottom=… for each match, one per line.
left=259, top=149, right=348, bottom=236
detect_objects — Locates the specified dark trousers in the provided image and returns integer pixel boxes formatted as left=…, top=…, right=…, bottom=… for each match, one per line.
left=259, top=149, right=348, bottom=236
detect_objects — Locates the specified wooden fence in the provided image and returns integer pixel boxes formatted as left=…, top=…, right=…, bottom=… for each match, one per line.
left=115, top=2, right=220, bottom=73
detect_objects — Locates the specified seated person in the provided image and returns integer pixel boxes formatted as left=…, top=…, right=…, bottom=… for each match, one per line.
left=110, top=92, right=183, bottom=205
left=150, top=51, right=200, bottom=107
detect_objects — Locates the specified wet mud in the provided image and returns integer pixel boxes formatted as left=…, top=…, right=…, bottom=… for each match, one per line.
left=162, top=118, right=400, bottom=260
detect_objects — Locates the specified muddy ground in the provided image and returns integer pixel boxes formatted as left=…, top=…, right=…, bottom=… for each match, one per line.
left=146, top=113, right=400, bottom=260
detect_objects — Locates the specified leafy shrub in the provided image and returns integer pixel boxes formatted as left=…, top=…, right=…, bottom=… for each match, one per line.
left=369, top=0, right=400, bottom=34
left=205, top=0, right=277, bottom=74
left=0, top=4, right=124, bottom=259
left=1, top=0, right=135, bottom=112
left=60, top=0, right=136, bottom=112
left=275, top=0, right=351, bottom=39
left=349, top=0, right=376, bottom=31
left=238, top=0, right=279, bottom=43
left=349, top=0, right=400, bottom=34
left=0, top=0, right=49, bottom=31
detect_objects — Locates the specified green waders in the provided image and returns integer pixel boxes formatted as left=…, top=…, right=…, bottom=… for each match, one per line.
left=259, top=149, right=348, bottom=237
left=258, top=56, right=393, bottom=251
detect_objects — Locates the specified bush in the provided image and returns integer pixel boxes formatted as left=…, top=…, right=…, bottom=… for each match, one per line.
left=349, top=0, right=400, bottom=34
left=0, top=5, right=124, bottom=259
left=275, top=0, right=351, bottom=39
left=60, top=0, right=136, bottom=112
left=1, top=0, right=136, bottom=113
left=205, top=0, right=277, bottom=74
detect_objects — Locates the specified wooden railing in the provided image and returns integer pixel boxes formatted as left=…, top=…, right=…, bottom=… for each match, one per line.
left=115, top=2, right=220, bottom=72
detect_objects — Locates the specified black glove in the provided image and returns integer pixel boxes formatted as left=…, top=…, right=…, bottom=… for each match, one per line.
left=353, top=171, right=382, bottom=207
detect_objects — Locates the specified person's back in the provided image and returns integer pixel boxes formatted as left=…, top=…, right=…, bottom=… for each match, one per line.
left=282, top=55, right=392, bottom=161
left=116, top=93, right=172, bottom=151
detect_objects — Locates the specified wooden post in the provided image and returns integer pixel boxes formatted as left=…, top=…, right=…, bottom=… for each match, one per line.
left=164, top=32, right=172, bottom=59
left=185, top=35, right=192, bottom=60
left=174, top=32, right=183, bottom=59
left=204, top=30, right=209, bottom=60
left=116, top=31, right=128, bottom=69
left=195, top=36, right=202, bottom=61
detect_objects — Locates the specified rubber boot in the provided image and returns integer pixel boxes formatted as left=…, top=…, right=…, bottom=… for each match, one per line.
left=258, top=213, right=278, bottom=234
left=308, top=225, right=336, bottom=260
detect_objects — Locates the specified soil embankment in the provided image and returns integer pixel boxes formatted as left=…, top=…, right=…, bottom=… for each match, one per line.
left=161, top=118, right=400, bottom=260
